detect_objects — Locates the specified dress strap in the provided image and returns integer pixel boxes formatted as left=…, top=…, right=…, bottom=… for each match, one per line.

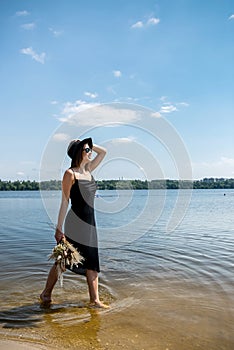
left=70, top=168, right=77, bottom=181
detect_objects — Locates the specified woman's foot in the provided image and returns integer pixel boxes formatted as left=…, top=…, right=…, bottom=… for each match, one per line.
left=89, top=301, right=110, bottom=309
left=39, top=292, right=52, bottom=307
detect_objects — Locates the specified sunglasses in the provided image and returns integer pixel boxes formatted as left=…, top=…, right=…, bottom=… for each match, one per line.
left=83, top=147, right=92, bottom=153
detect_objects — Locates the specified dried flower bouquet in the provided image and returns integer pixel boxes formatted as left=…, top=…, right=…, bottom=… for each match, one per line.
left=48, top=238, right=84, bottom=286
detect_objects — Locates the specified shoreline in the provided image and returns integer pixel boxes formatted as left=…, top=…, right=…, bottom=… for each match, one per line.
left=1, top=284, right=233, bottom=350
left=0, top=339, right=47, bottom=350
left=1, top=178, right=234, bottom=190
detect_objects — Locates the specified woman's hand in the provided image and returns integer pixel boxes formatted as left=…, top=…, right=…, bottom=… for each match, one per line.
left=55, top=228, right=65, bottom=243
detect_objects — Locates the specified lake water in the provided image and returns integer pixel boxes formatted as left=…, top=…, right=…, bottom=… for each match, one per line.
left=0, top=189, right=233, bottom=350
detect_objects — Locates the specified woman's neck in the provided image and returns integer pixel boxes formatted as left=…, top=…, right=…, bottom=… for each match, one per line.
left=76, top=162, right=89, bottom=174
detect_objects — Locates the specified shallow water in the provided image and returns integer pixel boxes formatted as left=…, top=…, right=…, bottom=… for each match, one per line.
left=0, top=189, right=233, bottom=349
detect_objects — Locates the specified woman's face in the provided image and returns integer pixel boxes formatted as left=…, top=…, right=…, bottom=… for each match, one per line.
left=82, top=143, right=92, bottom=162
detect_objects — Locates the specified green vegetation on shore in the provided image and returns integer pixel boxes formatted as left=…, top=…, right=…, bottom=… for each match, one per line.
left=0, top=178, right=234, bottom=191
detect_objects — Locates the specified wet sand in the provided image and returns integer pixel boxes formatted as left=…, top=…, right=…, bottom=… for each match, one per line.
left=0, top=340, right=47, bottom=350
left=0, top=280, right=233, bottom=350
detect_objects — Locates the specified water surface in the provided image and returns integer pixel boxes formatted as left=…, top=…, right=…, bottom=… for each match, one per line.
left=0, top=189, right=233, bottom=349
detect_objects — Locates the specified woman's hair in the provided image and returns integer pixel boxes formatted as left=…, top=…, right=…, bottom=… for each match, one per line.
left=67, top=137, right=92, bottom=168
left=71, top=146, right=83, bottom=168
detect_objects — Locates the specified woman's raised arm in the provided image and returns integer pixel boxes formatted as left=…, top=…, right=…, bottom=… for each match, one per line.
left=87, top=144, right=106, bottom=172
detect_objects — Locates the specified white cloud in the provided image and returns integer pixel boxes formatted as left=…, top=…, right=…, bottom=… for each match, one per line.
left=147, top=17, right=160, bottom=26
left=59, top=100, right=98, bottom=121
left=131, top=21, right=144, bottom=29
left=111, top=137, right=136, bottom=144
left=158, top=98, right=188, bottom=114
left=52, top=133, right=70, bottom=142
left=228, top=14, right=234, bottom=20
left=177, top=102, right=189, bottom=107
left=131, top=17, right=160, bottom=29
left=84, top=91, right=98, bottom=98
left=21, top=23, right=36, bottom=30
left=16, top=10, right=30, bottom=16
left=113, top=70, right=122, bottom=78
left=126, top=96, right=139, bottom=102
left=20, top=47, right=46, bottom=64
left=192, top=157, right=234, bottom=179
left=49, top=27, right=63, bottom=37
left=51, top=100, right=58, bottom=105
left=16, top=171, right=25, bottom=176
left=160, top=104, right=177, bottom=114
left=151, top=112, right=161, bottom=118
left=59, top=102, right=140, bottom=126
left=63, top=99, right=96, bottom=113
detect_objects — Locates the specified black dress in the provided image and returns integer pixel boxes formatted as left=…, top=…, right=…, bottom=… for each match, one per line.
left=64, top=172, right=100, bottom=275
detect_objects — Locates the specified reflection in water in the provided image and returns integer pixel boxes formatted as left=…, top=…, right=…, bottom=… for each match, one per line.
left=0, top=297, right=104, bottom=349
left=0, top=303, right=42, bottom=329
left=41, top=306, right=103, bottom=350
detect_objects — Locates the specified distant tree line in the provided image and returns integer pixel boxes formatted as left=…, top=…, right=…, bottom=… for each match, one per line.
left=0, top=178, right=234, bottom=191
left=0, top=180, right=39, bottom=191
left=193, top=177, right=234, bottom=189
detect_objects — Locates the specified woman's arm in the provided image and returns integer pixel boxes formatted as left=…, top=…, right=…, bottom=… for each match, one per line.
left=55, top=169, right=74, bottom=242
left=87, top=144, right=107, bottom=172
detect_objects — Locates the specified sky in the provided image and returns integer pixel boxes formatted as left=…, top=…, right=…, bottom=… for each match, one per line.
left=1, top=0, right=234, bottom=181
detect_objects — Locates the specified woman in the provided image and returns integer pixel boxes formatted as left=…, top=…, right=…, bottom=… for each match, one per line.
left=40, top=137, right=109, bottom=308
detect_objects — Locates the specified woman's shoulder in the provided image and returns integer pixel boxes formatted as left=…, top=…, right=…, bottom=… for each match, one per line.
left=63, top=168, right=75, bottom=181
left=64, top=168, right=74, bottom=175
left=62, top=168, right=76, bottom=187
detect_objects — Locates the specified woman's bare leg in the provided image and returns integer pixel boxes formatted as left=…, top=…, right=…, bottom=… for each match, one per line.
left=86, top=269, right=109, bottom=308
left=40, top=264, right=58, bottom=304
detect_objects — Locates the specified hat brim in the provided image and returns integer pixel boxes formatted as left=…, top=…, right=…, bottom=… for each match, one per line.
left=79, top=137, right=93, bottom=149
left=67, top=137, right=93, bottom=159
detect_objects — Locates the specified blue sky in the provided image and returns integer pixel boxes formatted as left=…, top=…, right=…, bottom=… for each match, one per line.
left=1, top=0, right=234, bottom=181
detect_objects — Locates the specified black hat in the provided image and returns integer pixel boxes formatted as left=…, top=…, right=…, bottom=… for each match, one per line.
left=67, top=137, right=93, bottom=159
